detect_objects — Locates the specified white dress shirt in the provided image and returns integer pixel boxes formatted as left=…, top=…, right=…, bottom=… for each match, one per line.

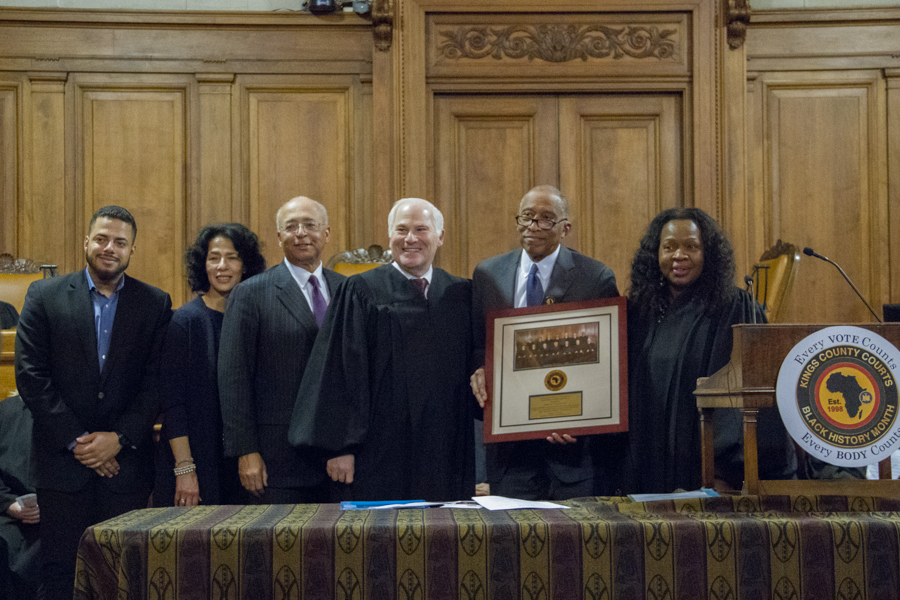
left=284, top=258, right=331, bottom=311
left=513, top=245, right=561, bottom=308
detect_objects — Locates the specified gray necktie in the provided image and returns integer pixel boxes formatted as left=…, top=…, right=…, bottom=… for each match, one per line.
left=309, top=275, right=327, bottom=327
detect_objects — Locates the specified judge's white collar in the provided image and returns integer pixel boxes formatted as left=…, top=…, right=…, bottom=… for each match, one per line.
left=392, top=262, right=433, bottom=284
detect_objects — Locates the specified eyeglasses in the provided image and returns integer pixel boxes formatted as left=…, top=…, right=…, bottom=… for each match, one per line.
left=282, top=221, right=321, bottom=234
left=514, top=216, right=568, bottom=230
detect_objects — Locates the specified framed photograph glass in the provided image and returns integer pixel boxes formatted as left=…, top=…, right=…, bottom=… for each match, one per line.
left=483, top=297, right=628, bottom=443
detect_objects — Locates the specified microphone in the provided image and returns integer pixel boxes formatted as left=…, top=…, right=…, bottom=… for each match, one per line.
left=744, top=275, right=756, bottom=324
left=802, top=247, right=882, bottom=323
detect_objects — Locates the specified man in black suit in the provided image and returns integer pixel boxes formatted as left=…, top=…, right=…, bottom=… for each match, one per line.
left=15, top=205, right=172, bottom=600
left=219, top=196, right=345, bottom=504
left=471, top=185, right=619, bottom=500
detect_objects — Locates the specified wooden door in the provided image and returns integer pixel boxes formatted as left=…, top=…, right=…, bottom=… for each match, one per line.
left=559, top=93, right=684, bottom=292
left=433, top=92, right=685, bottom=287
left=433, top=94, right=558, bottom=277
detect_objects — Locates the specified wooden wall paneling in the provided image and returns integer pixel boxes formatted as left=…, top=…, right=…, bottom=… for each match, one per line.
left=72, top=73, right=194, bottom=305
left=356, top=76, right=376, bottom=248
left=371, top=37, right=395, bottom=245
left=559, top=93, right=684, bottom=290
left=0, top=10, right=373, bottom=76
left=196, top=73, right=235, bottom=236
left=24, top=73, right=68, bottom=271
left=719, top=24, right=756, bottom=278
left=432, top=94, right=558, bottom=277
left=0, top=77, right=22, bottom=259
left=396, top=0, right=429, bottom=199
left=239, top=75, right=358, bottom=269
left=888, top=69, right=900, bottom=304
left=744, top=72, right=768, bottom=282
left=758, top=71, right=886, bottom=324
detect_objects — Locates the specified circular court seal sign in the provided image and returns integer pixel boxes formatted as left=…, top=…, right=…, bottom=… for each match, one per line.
left=776, top=326, right=900, bottom=467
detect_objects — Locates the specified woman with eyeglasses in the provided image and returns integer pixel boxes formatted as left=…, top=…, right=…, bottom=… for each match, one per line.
left=153, top=224, right=266, bottom=507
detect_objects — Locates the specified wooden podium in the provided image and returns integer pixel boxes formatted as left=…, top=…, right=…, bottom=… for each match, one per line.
left=694, top=324, right=900, bottom=496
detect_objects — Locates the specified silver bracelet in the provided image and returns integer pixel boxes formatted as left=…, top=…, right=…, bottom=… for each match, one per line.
left=173, top=463, right=197, bottom=476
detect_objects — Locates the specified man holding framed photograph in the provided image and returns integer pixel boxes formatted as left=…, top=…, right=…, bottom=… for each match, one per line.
left=471, top=185, right=619, bottom=500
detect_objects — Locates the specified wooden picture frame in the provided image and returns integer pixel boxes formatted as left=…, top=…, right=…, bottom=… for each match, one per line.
left=484, top=297, right=628, bottom=443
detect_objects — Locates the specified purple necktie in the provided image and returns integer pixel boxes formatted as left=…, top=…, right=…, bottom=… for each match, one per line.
left=411, top=277, right=428, bottom=297
left=309, top=275, right=327, bottom=327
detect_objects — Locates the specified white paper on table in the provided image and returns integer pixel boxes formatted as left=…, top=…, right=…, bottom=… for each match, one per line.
left=472, top=495, right=569, bottom=511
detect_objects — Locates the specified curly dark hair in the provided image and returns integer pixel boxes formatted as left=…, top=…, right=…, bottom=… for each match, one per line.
left=185, top=223, right=266, bottom=293
left=628, top=207, right=736, bottom=318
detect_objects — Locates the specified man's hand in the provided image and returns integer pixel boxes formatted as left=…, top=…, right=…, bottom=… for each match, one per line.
left=238, top=453, right=268, bottom=497
left=92, top=457, right=120, bottom=478
left=74, top=431, right=121, bottom=468
left=6, top=500, right=40, bottom=524
left=470, top=367, right=487, bottom=408
left=326, top=454, right=355, bottom=484
left=546, top=432, right=577, bottom=445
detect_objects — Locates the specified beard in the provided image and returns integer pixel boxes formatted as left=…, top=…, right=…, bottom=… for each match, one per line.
left=86, top=250, right=129, bottom=283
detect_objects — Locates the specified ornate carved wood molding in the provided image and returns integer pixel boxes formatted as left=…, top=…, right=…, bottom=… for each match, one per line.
left=437, top=24, right=678, bottom=63
left=725, top=0, right=751, bottom=50
left=0, top=254, right=52, bottom=274
left=372, top=0, right=393, bottom=52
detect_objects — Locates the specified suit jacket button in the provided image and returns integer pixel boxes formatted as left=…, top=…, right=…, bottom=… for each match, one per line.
left=98, top=392, right=104, bottom=399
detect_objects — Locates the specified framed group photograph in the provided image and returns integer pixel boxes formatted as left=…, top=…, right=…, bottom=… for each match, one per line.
left=483, top=297, right=628, bottom=443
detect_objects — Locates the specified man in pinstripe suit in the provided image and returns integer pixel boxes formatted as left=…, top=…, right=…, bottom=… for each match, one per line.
left=219, top=196, right=345, bottom=504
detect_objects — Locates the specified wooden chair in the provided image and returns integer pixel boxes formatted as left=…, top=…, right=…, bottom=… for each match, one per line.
left=0, top=255, right=56, bottom=399
left=0, top=330, right=15, bottom=399
left=0, top=254, right=57, bottom=314
left=749, top=240, right=800, bottom=323
left=326, top=244, right=392, bottom=276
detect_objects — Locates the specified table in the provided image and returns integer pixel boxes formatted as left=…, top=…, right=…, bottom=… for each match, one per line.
left=75, top=495, right=900, bottom=599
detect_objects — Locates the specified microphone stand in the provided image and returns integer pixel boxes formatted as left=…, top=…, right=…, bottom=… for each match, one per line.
left=803, top=247, right=882, bottom=323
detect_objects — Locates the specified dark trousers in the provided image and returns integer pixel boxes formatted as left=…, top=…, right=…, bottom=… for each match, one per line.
left=0, top=518, right=40, bottom=600
left=237, top=482, right=329, bottom=505
left=38, top=482, right=149, bottom=600
left=491, top=462, right=594, bottom=501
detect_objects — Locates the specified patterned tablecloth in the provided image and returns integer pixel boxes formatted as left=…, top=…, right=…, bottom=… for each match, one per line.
left=75, top=495, right=900, bottom=599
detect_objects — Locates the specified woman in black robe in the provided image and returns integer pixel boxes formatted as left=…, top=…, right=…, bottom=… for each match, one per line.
left=153, top=224, right=266, bottom=506
left=625, top=208, right=796, bottom=493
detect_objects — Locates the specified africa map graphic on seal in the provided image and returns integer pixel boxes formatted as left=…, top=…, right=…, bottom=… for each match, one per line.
left=800, top=349, right=893, bottom=447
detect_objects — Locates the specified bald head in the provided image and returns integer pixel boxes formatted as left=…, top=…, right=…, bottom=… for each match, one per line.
left=276, top=196, right=331, bottom=272
left=516, top=185, right=572, bottom=262
left=276, top=196, right=328, bottom=230
left=520, top=185, right=569, bottom=219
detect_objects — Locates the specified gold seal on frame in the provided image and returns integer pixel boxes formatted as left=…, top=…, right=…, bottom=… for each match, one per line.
left=544, top=370, right=567, bottom=391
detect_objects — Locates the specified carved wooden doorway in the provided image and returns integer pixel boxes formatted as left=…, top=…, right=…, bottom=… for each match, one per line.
left=433, top=92, right=685, bottom=287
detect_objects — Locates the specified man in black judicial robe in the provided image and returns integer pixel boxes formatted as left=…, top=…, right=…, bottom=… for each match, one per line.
left=289, top=198, right=475, bottom=501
